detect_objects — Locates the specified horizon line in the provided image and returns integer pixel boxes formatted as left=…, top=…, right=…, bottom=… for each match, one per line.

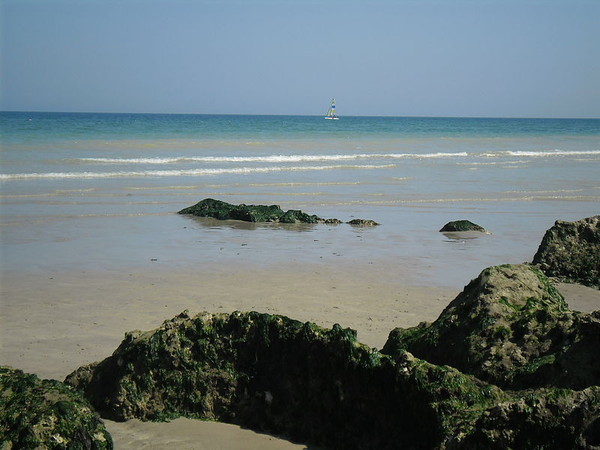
left=1, top=110, right=599, bottom=121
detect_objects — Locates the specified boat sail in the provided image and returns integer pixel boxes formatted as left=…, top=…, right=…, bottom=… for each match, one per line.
left=324, top=98, right=339, bottom=120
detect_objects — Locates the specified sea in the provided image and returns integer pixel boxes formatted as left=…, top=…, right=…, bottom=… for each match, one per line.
left=1, top=111, right=599, bottom=288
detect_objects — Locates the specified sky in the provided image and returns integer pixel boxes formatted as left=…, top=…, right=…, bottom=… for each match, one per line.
left=1, top=0, right=599, bottom=118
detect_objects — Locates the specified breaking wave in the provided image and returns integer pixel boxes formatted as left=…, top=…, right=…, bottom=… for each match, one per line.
left=74, top=152, right=469, bottom=165
left=482, top=149, right=600, bottom=157
left=0, top=164, right=395, bottom=180
left=71, top=149, right=599, bottom=165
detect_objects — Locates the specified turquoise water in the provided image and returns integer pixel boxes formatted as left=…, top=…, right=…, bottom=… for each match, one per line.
left=1, top=112, right=599, bottom=287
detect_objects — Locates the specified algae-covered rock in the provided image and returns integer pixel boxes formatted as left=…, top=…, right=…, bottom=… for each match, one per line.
left=65, top=311, right=504, bottom=449
left=178, top=198, right=324, bottom=223
left=65, top=306, right=600, bottom=448
left=382, top=264, right=600, bottom=390
left=347, top=219, right=379, bottom=226
left=440, top=220, right=489, bottom=233
left=533, top=215, right=600, bottom=288
left=454, top=387, right=600, bottom=449
left=0, top=366, right=112, bottom=449
left=278, top=209, right=320, bottom=224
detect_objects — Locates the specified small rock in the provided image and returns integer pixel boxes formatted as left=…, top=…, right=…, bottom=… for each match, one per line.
left=439, top=220, right=488, bottom=233
left=347, top=219, right=379, bottom=226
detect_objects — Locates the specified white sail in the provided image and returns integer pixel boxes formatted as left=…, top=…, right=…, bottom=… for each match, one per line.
left=324, top=98, right=339, bottom=120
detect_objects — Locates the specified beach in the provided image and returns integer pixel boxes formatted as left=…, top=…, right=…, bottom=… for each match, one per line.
left=2, top=261, right=599, bottom=448
left=1, top=113, right=599, bottom=447
left=0, top=262, right=455, bottom=448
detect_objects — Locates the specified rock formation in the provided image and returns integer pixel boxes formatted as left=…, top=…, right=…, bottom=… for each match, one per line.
left=0, top=366, right=112, bottom=449
left=382, top=264, right=600, bottom=390
left=440, top=220, right=489, bottom=233
left=177, top=198, right=381, bottom=226
left=65, top=282, right=600, bottom=449
left=178, top=198, right=328, bottom=224
left=533, top=215, right=600, bottom=288
left=65, top=311, right=507, bottom=449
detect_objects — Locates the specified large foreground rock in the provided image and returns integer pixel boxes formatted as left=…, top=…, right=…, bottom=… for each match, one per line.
left=66, top=311, right=507, bottom=449
left=65, top=306, right=600, bottom=449
left=0, top=366, right=112, bottom=449
left=533, top=215, right=600, bottom=288
left=382, top=264, right=600, bottom=390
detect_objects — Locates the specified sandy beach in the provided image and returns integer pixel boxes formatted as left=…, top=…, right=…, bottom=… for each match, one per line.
left=1, top=261, right=598, bottom=449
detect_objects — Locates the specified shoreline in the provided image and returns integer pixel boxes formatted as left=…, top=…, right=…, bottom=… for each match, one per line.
left=1, top=263, right=598, bottom=449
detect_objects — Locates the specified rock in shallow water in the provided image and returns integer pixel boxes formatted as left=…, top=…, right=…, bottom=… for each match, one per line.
left=440, top=220, right=489, bottom=233
left=177, top=198, right=379, bottom=226
left=533, top=215, right=600, bottom=288
left=347, top=219, right=379, bottom=226
left=0, top=366, right=112, bottom=449
left=177, top=198, right=324, bottom=223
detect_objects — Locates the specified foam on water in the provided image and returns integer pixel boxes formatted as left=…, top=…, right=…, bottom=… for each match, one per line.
left=73, top=152, right=469, bottom=165
left=67, top=149, right=600, bottom=165
left=0, top=164, right=396, bottom=180
left=494, top=149, right=600, bottom=157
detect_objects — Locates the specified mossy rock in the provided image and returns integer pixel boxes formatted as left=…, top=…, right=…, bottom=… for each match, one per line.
left=0, top=366, right=112, bottom=449
left=533, top=215, right=600, bottom=288
left=440, top=220, right=488, bottom=233
left=454, top=386, right=600, bottom=449
left=347, top=219, right=379, bottom=226
left=65, top=311, right=505, bottom=449
left=178, top=198, right=324, bottom=224
left=278, top=209, right=321, bottom=224
left=65, top=306, right=600, bottom=448
left=382, top=264, right=600, bottom=390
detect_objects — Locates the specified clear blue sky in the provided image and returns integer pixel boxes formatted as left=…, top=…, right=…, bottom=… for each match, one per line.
left=1, top=0, right=599, bottom=117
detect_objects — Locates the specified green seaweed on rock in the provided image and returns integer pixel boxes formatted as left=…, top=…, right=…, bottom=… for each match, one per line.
left=177, top=198, right=323, bottom=223
left=533, top=215, right=600, bottom=288
left=0, top=366, right=112, bottom=450
left=382, top=264, right=600, bottom=390
left=65, top=311, right=509, bottom=449
left=439, top=220, right=489, bottom=233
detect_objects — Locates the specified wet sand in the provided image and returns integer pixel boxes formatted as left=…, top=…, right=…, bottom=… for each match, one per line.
left=1, top=264, right=598, bottom=449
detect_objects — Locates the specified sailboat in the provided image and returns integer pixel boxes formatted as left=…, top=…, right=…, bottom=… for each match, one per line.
left=324, top=98, right=339, bottom=120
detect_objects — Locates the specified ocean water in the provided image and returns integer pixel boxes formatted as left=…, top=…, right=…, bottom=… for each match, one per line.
left=1, top=111, right=599, bottom=287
